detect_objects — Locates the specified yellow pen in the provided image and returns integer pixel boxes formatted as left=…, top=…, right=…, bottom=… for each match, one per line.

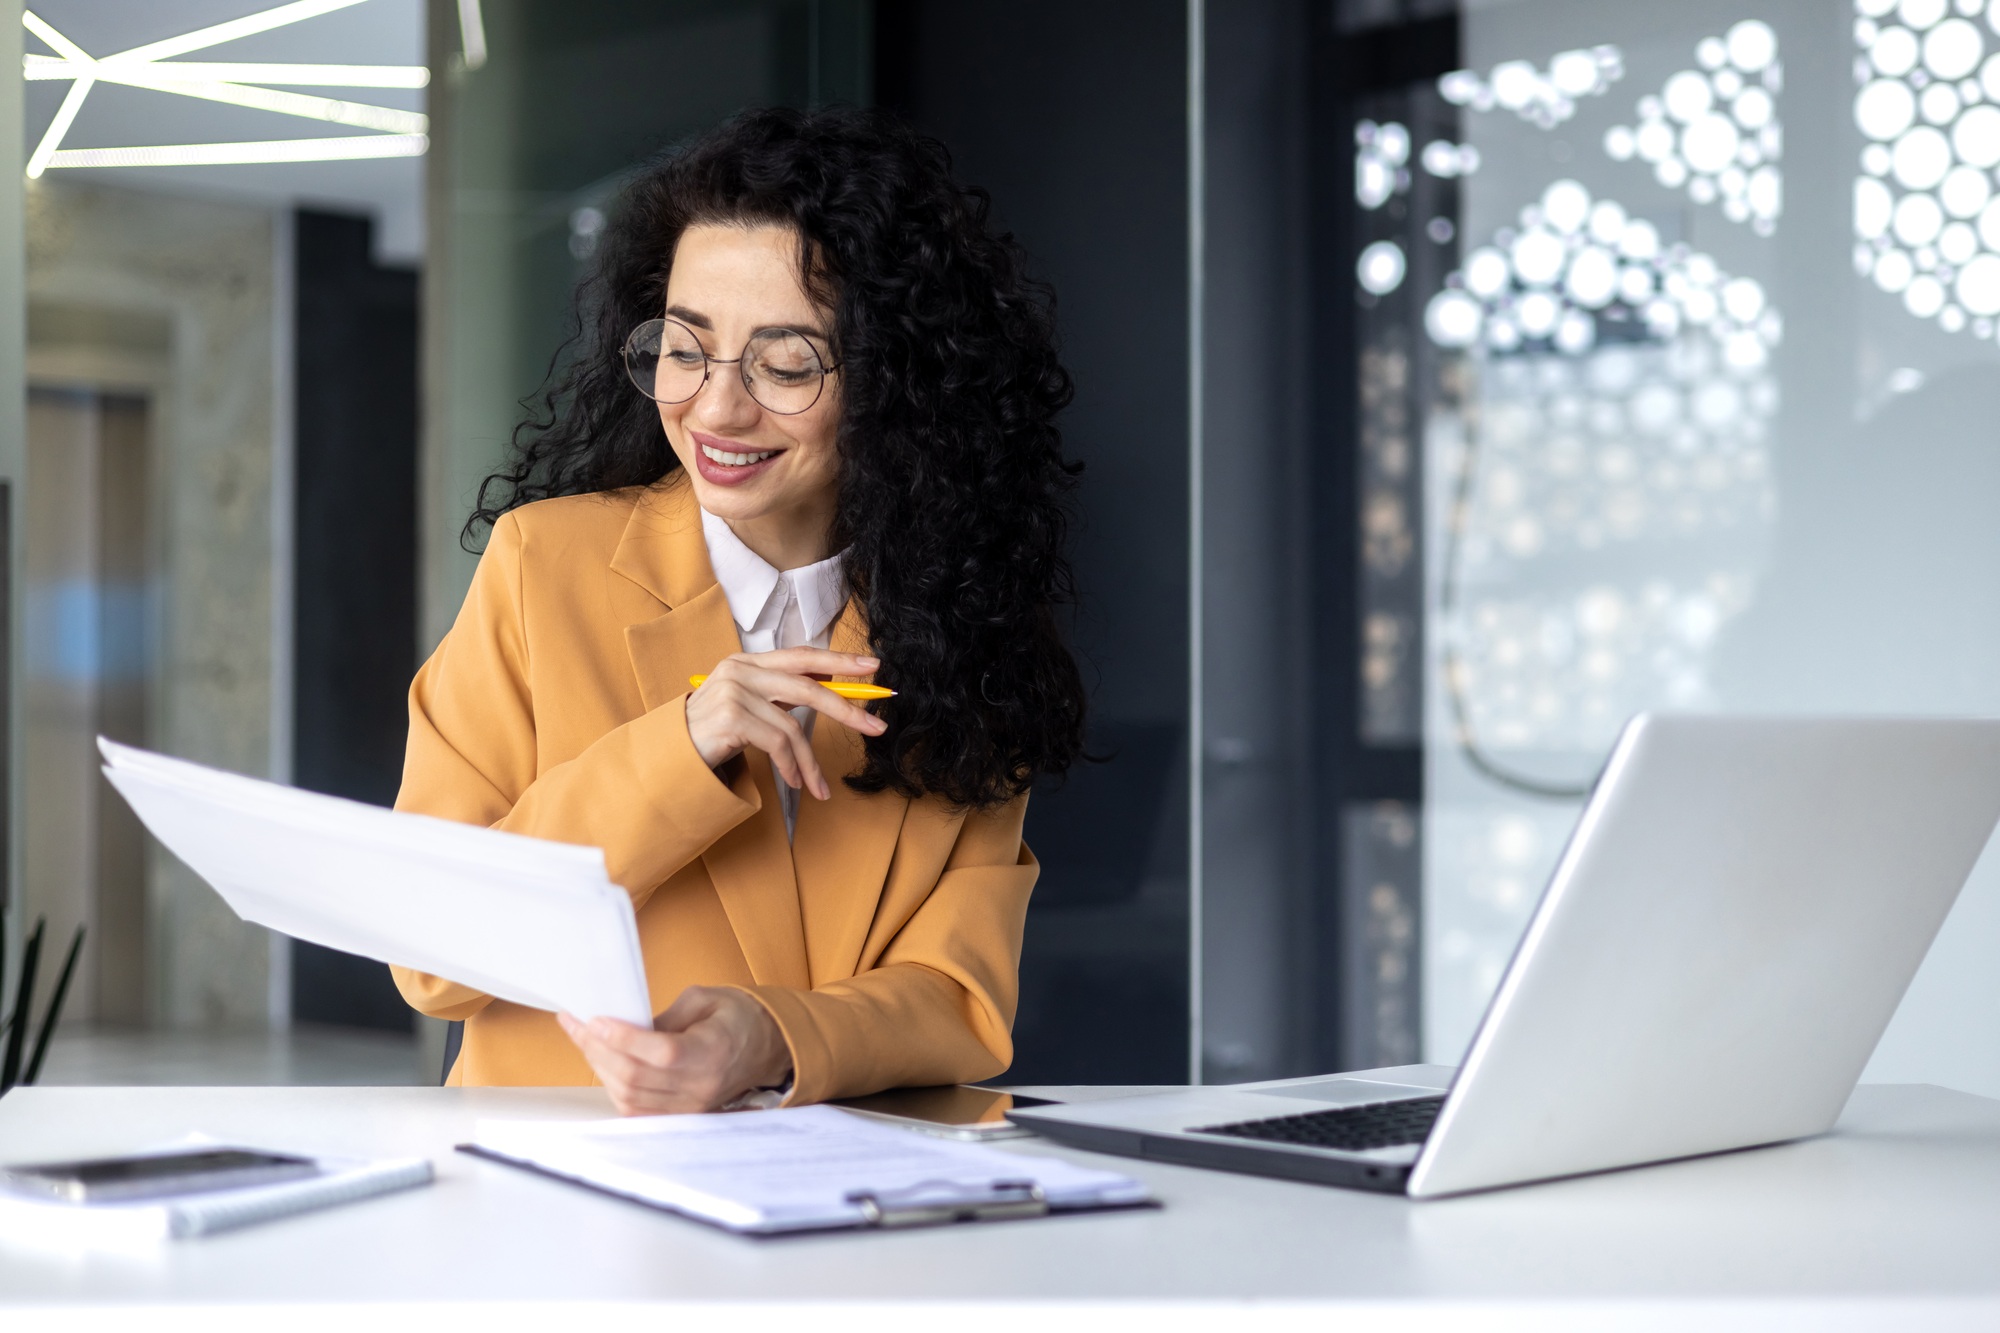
left=688, top=674, right=895, bottom=700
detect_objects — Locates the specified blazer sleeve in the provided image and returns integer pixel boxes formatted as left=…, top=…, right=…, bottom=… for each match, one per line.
left=390, top=511, right=758, bottom=1021
left=742, top=796, right=1037, bottom=1104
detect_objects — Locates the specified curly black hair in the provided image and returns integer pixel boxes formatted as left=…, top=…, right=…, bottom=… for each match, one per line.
left=466, top=105, right=1087, bottom=809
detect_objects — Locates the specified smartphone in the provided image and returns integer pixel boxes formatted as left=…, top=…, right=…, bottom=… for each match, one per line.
left=831, top=1085, right=1059, bottom=1140
left=0, top=1148, right=321, bottom=1204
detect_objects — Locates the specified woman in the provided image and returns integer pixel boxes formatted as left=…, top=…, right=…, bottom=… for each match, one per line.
left=391, top=106, right=1086, bottom=1113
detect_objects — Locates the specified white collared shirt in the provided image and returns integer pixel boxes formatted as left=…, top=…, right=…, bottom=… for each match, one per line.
left=699, top=507, right=848, bottom=841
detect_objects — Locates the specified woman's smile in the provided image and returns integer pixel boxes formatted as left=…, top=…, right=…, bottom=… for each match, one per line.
left=657, top=224, right=843, bottom=567
left=690, top=430, right=786, bottom=486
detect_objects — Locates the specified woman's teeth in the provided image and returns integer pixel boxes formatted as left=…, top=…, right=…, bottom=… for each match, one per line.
left=701, top=444, right=777, bottom=467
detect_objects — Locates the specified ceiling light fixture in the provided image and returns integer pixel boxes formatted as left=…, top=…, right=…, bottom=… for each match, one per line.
left=106, top=0, right=370, bottom=65
left=457, top=0, right=487, bottom=71
left=48, top=134, right=428, bottom=169
left=25, top=55, right=429, bottom=89
left=89, top=64, right=426, bottom=135
left=21, top=2, right=432, bottom=179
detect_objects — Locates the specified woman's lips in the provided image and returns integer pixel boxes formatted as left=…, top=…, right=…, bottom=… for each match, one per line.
left=691, top=433, right=784, bottom=487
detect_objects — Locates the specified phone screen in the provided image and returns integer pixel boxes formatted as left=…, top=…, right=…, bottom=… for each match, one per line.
left=0, top=1148, right=319, bottom=1204
left=832, top=1085, right=1057, bottom=1130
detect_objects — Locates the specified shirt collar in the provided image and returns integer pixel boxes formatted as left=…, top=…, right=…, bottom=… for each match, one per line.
left=699, top=507, right=847, bottom=640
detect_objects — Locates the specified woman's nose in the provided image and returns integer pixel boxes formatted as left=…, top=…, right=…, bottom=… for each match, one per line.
left=689, top=363, right=763, bottom=429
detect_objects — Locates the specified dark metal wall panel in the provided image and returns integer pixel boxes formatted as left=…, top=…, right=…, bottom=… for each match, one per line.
left=1196, top=0, right=1319, bottom=1083
left=290, top=209, right=420, bottom=1033
left=878, top=0, right=1194, bottom=1083
left=1310, top=11, right=1459, bottom=1072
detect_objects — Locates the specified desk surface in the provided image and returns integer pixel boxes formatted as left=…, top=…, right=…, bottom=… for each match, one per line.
left=4, top=1082, right=2000, bottom=1324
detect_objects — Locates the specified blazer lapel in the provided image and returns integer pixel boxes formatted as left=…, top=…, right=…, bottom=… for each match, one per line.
left=624, top=583, right=736, bottom=713
left=612, top=476, right=741, bottom=711
left=610, top=477, right=810, bottom=990
left=701, top=755, right=812, bottom=990
left=791, top=602, right=910, bottom=985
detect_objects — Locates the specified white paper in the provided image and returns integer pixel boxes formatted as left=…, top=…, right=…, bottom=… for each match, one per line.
left=470, top=1105, right=1152, bottom=1233
left=98, top=739, right=653, bottom=1026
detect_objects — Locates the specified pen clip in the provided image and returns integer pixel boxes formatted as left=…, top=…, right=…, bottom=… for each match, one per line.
left=845, top=1178, right=1048, bottom=1228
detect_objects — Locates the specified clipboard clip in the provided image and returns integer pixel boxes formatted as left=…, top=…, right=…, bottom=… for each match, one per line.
left=846, top=1178, right=1049, bottom=1228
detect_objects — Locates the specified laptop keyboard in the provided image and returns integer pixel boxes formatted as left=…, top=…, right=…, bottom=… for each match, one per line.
left=1192, top=1095, right=1446, bottom=1152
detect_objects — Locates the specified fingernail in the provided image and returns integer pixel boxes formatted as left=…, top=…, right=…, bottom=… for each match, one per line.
left=858, top=656, right=880, bottom=668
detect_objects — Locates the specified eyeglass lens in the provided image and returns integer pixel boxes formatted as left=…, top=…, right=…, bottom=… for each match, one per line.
left=623, top=318, right=829, bottom=414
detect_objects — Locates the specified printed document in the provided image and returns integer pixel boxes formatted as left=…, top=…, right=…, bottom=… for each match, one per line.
left=98, top=739, right=653, bottom=1026
left=467, top=1105, right=1153, bottom=1233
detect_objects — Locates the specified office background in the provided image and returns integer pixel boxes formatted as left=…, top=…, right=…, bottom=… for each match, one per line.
left=3, top=0, right=1999, bottom=1098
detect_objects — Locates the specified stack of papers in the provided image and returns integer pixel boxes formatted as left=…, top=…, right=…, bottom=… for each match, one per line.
left=465, top=1105, right=1154, bottom=1234
left=0, top=1149, right=432, bottom=1245
left=99, top=739, right=652, bottom=1025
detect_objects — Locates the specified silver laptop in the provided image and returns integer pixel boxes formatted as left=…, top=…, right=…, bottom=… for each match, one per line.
left=1009, top=714, right=2000, bottom=1198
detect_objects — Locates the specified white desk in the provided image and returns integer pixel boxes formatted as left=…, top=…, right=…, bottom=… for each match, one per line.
left=4, top=1083, right=2000, bottom=1329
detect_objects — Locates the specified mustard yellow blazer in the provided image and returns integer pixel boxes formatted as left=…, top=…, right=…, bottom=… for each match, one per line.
left=390, top=474, right=1037, bottom=1100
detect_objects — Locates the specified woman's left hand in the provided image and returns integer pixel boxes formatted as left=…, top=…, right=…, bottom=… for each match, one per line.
left=558, top=986, right=794, bottom=1115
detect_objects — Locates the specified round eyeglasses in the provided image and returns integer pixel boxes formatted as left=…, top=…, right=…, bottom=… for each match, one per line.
left=621, top=317, right=839, bottom=416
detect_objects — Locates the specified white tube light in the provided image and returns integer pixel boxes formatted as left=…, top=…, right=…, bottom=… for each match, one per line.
left=46, top=134, right=428, bottom=169
left=159, top=63, right=431, bottom=89
left=102, top=0, right=371, bottom=66
left=26, top=56, right=429, bottom=88
left=26, top=73, right=94, bottom=178
left=458, top=0, right=488, bottom=71
left=100, top=66, right=427, bottom=135
left=22, top=10, right=88, bottom=64
left=174, top=62, right=431, bottom=88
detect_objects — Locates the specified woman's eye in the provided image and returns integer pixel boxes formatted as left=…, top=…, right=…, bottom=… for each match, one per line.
left=665, top=350, right=706, bottom=367
left=760, top=366, right=816, bottom=385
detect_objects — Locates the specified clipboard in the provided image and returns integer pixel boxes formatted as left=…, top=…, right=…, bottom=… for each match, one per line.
left=848, top=1179, right=1048, bottom=1227
left=458, top=1105, right=1155, bottom=1235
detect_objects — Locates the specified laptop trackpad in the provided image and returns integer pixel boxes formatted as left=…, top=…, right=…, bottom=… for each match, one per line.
left=1251, top=1079, right=1441, bottom=1106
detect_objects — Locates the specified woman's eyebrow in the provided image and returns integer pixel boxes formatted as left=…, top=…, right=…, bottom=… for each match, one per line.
left=667, top=307, right=833, bottom=343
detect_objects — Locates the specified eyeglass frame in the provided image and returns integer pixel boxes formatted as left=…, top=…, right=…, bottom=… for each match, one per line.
left=621, top=316, right=843, bottom=416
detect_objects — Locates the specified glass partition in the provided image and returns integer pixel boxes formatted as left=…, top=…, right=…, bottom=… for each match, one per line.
left=1335, top=0, right=2000, bottom=1095
left=424, top=0, right=871, bottom=640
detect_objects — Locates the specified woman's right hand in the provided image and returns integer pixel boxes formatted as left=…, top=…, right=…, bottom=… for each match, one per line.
left=684, top=648, right=887, bottom=800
